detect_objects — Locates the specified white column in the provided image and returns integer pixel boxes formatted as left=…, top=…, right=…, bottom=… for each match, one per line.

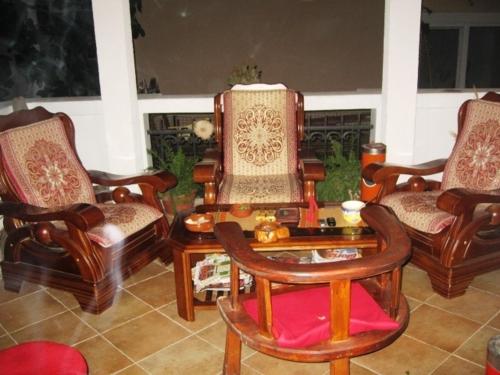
left=380, top=0, right=422, bottom=164
left=91, top=0, right=142, bottom=174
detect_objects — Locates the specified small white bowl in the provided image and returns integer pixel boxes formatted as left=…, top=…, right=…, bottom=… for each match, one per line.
left=341, top=200, right=366, bottom=224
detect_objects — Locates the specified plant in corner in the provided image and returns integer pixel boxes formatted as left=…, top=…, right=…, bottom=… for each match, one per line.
left=316, top=141, right=361, bottom=202
left=148, top=143, right=199, bottom=214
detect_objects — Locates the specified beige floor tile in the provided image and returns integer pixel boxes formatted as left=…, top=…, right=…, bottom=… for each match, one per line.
left=75, top=335, right=133, bottom=375
left=12, top=310, right=96, bottom=345
left=488, top=311, right=500, bottom=330
left=431, top=355, right=484, bottom=375
left=240, top=363, right=264, bottom=375
left=125, top=272, right=177, bottom=308
left=104, top=310, right=190, bottom=361
left=159, top=301, right=221, bottom=333
left=405, top=304, right=481, bottom=352
left=354, top=335, right=448, bottom=375
left=402, top=266, right=436, bottom=301
left=243, top=351, right=328, bottom=375
left=139, top=335, right=225, bottom=374
left=0, top=290, right=66, bottom=332
left=45, top=288, right=81, bottom=310
left=349, top=363, right=378, bottom=375
left=197, top=320, right=255, bottom=359
left=455, top=325, right=500, bottom=365
left=406, top=295, right=423, bottom=312
left=121, top=261, right=168, bottom=287
left=470, top=269, right=500, bottom=296
left=73, top=290, right=152, bottom=332
left=0, top=280, right=41, bottom=304
left=426, top=288, right=500, bottom=323
left=0, top=335, right=15, bottom=350
left=114, top=365, right=149, bottom=374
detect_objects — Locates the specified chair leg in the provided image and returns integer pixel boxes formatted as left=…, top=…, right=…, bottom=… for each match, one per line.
left=223, top=328, right=242, bottom=375
left=2, top=274, right=22, bottom=293
left=330, top=358, right=350, bottom=375
left=427, top=269, right=473, bottom=298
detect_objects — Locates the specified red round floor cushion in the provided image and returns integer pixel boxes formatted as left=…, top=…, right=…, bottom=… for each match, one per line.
left=0, top=341, right=88, bottom=375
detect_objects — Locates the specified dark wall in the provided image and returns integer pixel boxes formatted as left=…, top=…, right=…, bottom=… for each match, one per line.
left=133, top=0, right=385, bottom=94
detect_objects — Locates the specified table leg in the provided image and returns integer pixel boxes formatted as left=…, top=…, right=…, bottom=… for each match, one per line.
left=173, top=248, right=195, bottom=321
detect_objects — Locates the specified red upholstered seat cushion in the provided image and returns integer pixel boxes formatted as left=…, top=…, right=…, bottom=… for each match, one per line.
left=242, top=283, right=399, bottom=348
left=0, top=341, right=88, bottom=375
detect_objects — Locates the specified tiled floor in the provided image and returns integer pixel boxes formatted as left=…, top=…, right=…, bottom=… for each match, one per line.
left=0, top=261, right=499, bottom=375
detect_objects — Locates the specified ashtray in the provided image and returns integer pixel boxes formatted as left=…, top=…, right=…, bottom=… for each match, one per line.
left=229, top=203, right=253, bottom=218
left=184, top=213, right=214, bottom=232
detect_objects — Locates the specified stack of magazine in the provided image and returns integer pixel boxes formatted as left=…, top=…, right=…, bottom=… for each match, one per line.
left=192, top=249, right=362, bottom=293
left=191, top=254, right=253, bottom=293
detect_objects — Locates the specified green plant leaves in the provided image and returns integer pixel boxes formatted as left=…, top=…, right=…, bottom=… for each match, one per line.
left=316, top=141, right=360, bottom=202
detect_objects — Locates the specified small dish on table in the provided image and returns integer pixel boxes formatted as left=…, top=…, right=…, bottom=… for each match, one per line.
left=184, top=213, right=215, bottom=232
left=229, top=204, right=253, bottom=218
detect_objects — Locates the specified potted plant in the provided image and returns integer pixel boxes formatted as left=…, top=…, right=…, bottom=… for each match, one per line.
left=148, top=144, right=199, bottom=214
left=227, top=64, right=262, bottom=86
left=316, top=141, right=361, bottom=202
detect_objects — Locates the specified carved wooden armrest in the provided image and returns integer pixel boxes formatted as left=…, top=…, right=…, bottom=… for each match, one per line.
left=363, top=159, right=447, bottom=184
left=0, top=201, right=104, bottom=231
left=193, top=149, right=222, bottom=184
left=299, top=153, right=326, bottom=182
left=437, top=188, right=500, bottom=216
left=362, top=159, right=447, bottom=199
left=215, top=205, right=410, bottom=284
left=193, top=149, right=222, bottom=204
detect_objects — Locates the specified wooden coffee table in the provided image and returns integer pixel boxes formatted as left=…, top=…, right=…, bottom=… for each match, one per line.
left=168, top=202, right=377, bottom=321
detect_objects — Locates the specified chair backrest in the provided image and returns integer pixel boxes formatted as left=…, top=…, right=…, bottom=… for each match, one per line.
left=0, top=107, right=95, bottom=207
left=442, top=96, right=500, bottom=191
left=218, top=84, right=302, bottom=176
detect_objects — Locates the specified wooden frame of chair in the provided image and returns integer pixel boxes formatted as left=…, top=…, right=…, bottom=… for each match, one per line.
left=214, top=204, right=411, bottom=375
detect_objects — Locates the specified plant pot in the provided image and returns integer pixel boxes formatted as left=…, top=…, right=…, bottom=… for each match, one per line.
left=162, top=191, right=196, bottom=215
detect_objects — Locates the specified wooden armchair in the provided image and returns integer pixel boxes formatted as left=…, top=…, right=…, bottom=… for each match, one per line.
left=0, top=107, right=177, bottom=313
left=194, top=84, right=325, bottom=204
left=363, top=92, right=500, bottom=298
left=214, top=204, right=411, bottom=375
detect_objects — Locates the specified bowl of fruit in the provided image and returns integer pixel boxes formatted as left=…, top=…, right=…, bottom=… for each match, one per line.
left=184, top=213, right=215, bottom=232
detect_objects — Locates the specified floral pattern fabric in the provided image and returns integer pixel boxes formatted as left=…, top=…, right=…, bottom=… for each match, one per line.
left=223, top=89, right=298, bottom=176
left=87, top=203, right=163, bottom=248
left=0, top=118, right=95, bottom=207
left=53, top=203, right=163, bottom=248
left=381, top=191, right=455, bottom=234
left=442, top=100, right=500, bottom=191
left=218, top=174, right=302, bottom=204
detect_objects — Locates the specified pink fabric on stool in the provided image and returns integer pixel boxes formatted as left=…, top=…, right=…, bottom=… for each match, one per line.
left=0, top=341, right=88, bottom=375
left=243, top=282, right=399, bottom=348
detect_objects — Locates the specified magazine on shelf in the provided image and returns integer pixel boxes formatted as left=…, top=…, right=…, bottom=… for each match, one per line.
left=191, top=254, right=253, bottom=293
left=311, top=248, right=362, bottom=263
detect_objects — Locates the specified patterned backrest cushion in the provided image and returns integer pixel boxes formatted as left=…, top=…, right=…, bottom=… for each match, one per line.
left=442, top=99, right=500, bottom=191
left=222, top=88, right=298, bottom=176
left=0, top=117, right=96, bottom=207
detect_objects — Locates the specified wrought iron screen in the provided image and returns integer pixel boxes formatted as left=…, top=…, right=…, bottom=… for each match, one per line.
left=147, top=110, right=372, bottom=168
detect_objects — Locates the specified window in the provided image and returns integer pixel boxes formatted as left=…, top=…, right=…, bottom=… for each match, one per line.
left=418, top=12, right=500, bottom=89
left=0, top=0, right=99, bottom=101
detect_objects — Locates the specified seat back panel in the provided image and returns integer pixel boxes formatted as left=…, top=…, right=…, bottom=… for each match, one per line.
left=442, top=99, right=500, bottom=191
left=222, top=89, right=299, bottom=176
left=0, top=117, right=96, bottom=207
